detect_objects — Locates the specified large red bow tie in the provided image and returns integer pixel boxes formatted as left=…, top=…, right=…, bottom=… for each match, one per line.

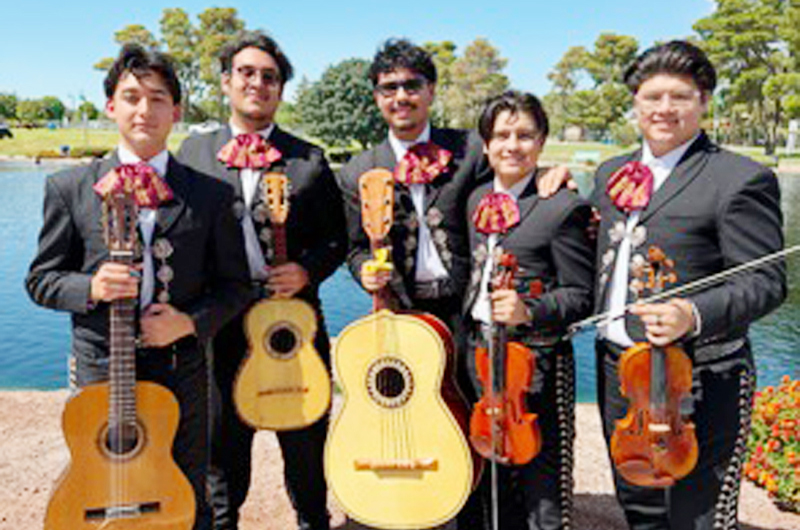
left=473, top=192, right=520, bottom=234
left=217, top=133, right=282, bottom=169
left=394, top=142, right=452, bottom=185
left=606, top=161, right=654, bottom=214
left=93, top=163, right=173, bottom=208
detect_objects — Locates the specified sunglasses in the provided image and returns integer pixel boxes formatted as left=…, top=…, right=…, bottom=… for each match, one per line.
left=374, top=78, right=427, bottom=97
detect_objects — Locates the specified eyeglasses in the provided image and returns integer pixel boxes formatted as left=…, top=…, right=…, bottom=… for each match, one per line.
left=233, top=66, right=282, bottom=87
left=374, top=78, right=427, bottom=97
left=635, top=90, right=701, bottom=110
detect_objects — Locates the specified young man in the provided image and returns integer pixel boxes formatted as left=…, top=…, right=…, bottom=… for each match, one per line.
left=461, top=91, right=594, bottom=530
left=26, top=44, right=252, bottom=530
left=337, top=39, right=488, bottom=404
left=541, top=41, right=786, bottom=530
left=178, top=31, right=346, bottom=530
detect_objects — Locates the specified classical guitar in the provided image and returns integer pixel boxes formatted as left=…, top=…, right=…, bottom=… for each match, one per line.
left=610, top=246, right=699, bottom=487
left=325, top=168, right=475, bottom=529
left=45, top=187, right=195, bottom=529
left=234, top=172, right=331, bottom=430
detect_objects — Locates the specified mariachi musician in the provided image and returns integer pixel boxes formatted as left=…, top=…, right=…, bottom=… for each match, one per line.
left=178, top=31, right=346, bottom=530
left=539, top=41, right=786, bottom=530
left=460, top=91, right=595, bottom=530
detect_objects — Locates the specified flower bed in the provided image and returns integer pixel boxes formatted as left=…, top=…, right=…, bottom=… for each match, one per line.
left=744, top=375, right=800, bottom=513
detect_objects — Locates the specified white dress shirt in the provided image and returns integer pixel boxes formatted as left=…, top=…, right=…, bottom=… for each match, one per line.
left=230, top=122, right=276, bottom=281
left=601, top=136, right=697, bottom=346
left=117, top=144, right=169, bottom=309
left=388, top=124, right=449, bottom=282
left=470, top=173, right=535, bottom=324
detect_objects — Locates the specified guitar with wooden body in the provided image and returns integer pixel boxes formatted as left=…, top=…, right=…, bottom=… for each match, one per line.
left=234, top=172, right=331, bottom=430
left=45, top=187, right=195, bottom=529
left=325, top=168, right=475, bottom=529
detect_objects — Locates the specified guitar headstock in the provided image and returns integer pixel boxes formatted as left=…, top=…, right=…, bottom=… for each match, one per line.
left=102, top=191, right=139, bottom=259
left=359, top=168, right=394, bottom=243
left=263, top=172, right=290, bottom=225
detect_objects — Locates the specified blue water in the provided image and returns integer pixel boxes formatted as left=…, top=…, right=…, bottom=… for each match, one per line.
left=1, top=162, right=797, bottom=401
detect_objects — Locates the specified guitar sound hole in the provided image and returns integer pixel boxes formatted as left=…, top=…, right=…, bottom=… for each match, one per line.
left=376, top=367, right=405, bottom=398
left=105, top=423, right=140, bottom=456
left=366, top=357, right=413, bottom=409
left=265, top=322, right=301, bottom=360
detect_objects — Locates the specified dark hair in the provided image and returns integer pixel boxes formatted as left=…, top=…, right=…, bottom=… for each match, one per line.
left=368, top=38, right=437, bottom=86
left=478, top=90, right=549, bottom=144
left=219, top=30, right=294, bottom=84
left=623, top=40, right=716, bottom=95
left=104, top=43, right=182, bottom=103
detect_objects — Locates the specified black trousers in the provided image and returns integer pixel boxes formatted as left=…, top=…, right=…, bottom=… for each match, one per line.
left=208, top=312, right=331, bottom=530
left=458, top=330, right=577, bottom=530
left=596, top=339, right=755, bottom=530
left=76, top=338, right=212, bottom=530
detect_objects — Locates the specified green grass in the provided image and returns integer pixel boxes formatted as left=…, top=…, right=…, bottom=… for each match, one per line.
left=0, top=128, right=187, bottom=158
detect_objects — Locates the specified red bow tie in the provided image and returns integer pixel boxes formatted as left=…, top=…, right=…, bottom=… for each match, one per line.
left=217, top=133, right=282, bottom=169
left=93, top=162, right=173, bottom=208
left=606, top=161, right=654, bottom=214
left=473, top=192, right=520, bottom=234
left=394, top=142, right=452, bottom=185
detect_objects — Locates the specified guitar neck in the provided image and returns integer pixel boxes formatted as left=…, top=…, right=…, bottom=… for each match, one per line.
left=108, top=254, right=138, bottom=429
left=272, top=222, right=288, bottom=266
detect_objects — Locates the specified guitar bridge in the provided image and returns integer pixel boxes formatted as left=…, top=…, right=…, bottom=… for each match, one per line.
left=85, top=501, right=160, bottom=521
left=354, top=458, right=438, bottom=471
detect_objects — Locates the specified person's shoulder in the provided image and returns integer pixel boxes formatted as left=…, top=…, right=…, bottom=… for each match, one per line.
left=339, top=144, right=383, bottom=179
left=47, top=158, right=105, bottom=189
left=597, top=151, right=636, bottom=175
left=272, top=127, right=326, bottom=159
left=710, top=143, right=774, bottom=178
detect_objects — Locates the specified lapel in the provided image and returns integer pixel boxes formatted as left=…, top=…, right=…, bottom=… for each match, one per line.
left=155, top=155, right=189, bottom=237
left=510, top=170, right=542, bottom=238
left=465, top=181, right=493, bottom=310
left=424, top=128, right=453, bottom=210
left=639, top=132, right=710, bottom=224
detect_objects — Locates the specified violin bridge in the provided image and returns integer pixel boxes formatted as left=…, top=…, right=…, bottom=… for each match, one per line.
left=647, top=423, right=671, bottom=434
left=354, top=457, right=438, bottom=471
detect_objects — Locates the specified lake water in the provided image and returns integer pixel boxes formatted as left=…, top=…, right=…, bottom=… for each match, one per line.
left=1, top=161, right=797, bottom=401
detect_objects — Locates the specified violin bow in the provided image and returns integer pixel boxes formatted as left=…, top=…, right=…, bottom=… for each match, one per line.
left=568, top=243, right=800, bottom=335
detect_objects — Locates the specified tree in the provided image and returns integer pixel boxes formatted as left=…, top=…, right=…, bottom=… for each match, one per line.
left=545, top=34, right=637, bottom=140
left=297, top=58, right=386, bottom=149
left=694, top=0, right=795, bottom=153
left=16, top=99, right=47, bottom=124
left=196, top=7, right=245, bottom=120
left=0, top=93, right=17, bottom=119
left=440, top=38, right=509, bottom=129
left=160, top=8, right=200, bottom=116
left=94, top=24, right=159, bottom=71
left=77, top=100, right=99, bottom=120
left=422, top=41, right=458, bottom=127
left=40, top=97, right=66, bottom=121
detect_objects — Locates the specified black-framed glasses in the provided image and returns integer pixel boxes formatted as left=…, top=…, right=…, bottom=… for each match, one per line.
left=374, top=77, right=427, bottom=97
left=233, top=66, right=282, bottom=87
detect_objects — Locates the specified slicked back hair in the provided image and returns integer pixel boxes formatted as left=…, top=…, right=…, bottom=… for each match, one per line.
left=623, top=40, right=716, bottom=95
left=104, top=43, right=182, bottom=103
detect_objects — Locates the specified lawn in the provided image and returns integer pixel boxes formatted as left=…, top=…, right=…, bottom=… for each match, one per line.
left=0, top=128, right=187, bottom=158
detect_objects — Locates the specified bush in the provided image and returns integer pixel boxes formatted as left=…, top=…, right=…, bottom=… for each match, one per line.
left=69, top=147, right=109, bottom=159
left=744, top=375, right=800, bottom=513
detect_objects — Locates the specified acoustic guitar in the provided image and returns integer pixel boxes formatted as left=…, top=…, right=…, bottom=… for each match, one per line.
left=45, top=187, right=195, bottom=529
left=325, top=169, right=475, bottom=529
left=234, top=172, right=331, bottom=430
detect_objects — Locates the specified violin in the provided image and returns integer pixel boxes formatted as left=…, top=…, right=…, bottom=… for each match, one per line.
left=469, top=252, right=542, bottom=466
left=610, top=246, right=699, bottom=487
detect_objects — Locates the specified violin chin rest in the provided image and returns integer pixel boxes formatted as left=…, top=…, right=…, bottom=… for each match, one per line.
left=615, top=459, right=677, bottom=488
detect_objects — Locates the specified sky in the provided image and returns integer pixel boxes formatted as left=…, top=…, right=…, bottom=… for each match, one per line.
left=0, top=0, right=715, bottom=109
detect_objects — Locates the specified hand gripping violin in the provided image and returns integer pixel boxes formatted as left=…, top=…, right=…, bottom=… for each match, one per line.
left=469, top=251, right=542, bottom=466
left=610, top=246, right=699, bottom=487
